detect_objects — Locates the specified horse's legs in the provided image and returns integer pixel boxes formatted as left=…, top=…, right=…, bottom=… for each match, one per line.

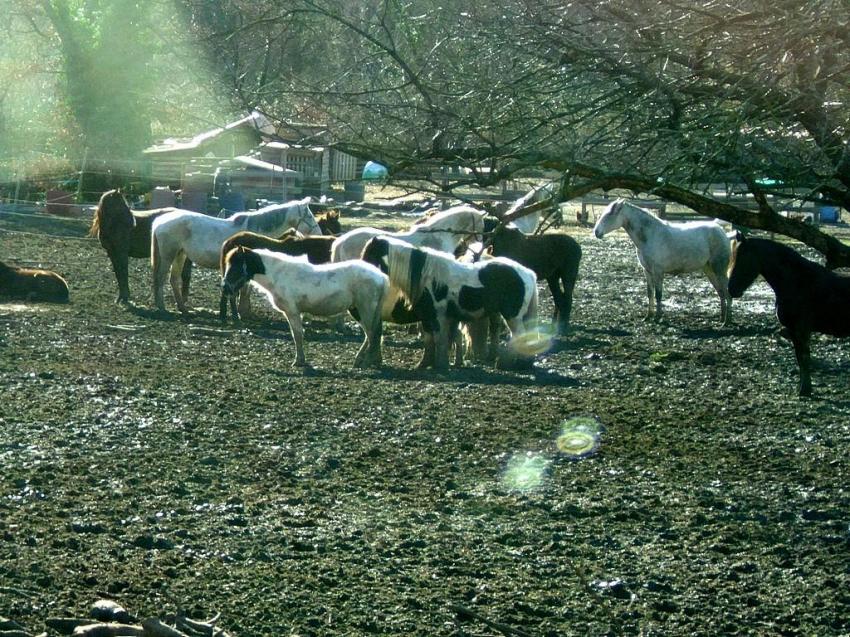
left=180, top=259, right=193, bottom=305
left=417, top=331, right=437, bottom=369
left=237, top=288, right=253, bottom=319
left=169, top=252, right=189, bottom=312
left=433, top=321, right=451, bottom=371
left=284, top=309, right=307, bottom=367
left=704, top=265, right=731, bottom=326
left=650, top=274, right=664, bottom=321
left=547, top=277, right=565, bottom=329
left=643, top=272, right=656, bottom=320
left=107, top=248, right=130, bottom=304
left=352, top=304, right=382, bottom=369
left=784, top=329, right=813, bottom=396
left=152, top=244, right=172, bottom=312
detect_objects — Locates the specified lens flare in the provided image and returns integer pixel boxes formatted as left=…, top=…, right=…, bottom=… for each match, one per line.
left=556, top=416, right=604, bottom=458
left=508, top=323, right=556, bottom=358
left=501, top=453, right=551, bottom=493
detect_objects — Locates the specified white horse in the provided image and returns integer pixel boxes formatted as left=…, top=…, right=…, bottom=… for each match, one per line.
left=361, top=236, right=539, bottom=370
left=221, top=247, right=388, bottom=368
left=152, top=197, right=320, bottom=312
left=593, top=199, right=732, bottom=324
left=330, top=204, right=487, bottom=262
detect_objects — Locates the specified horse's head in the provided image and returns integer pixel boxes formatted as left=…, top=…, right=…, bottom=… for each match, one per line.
left=318, top=209, right=342, bottom=236
left=295, top=204, right=323, bottom=236
left=361, top=237, right=391, bottom=274
left=592, top=199, right=626, bottom=239
left=222, top=246, right=264, bottom=294
left=727, top=233, right=759, bottom=298
left=90, top=189, right=133, bottom=238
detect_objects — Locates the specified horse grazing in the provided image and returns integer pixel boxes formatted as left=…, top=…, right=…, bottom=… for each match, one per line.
left=593, top=199, right=732, bottom=324
left=218, top=229, right=336, bottom=320
left=331, top=204, right=487, bottom=262
left=728, top=235, right=850, bottom=396
left=488, top=225, right=581, bottom=334
left=89, top=189, right=192, bottom=304
left=361, top=236, right=538, bottom=370
left=0, top=261, right=69, bottom=303
left=152, top=197, right=320, bottom=312
left=222, top=247, right=387, bottom=368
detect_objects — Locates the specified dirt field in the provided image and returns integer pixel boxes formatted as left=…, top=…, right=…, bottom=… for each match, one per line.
left=1, top=204, right=848, bottom=636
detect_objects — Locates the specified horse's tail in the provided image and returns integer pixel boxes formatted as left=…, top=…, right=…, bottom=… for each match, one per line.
left=524, top=274, right=540, bottom=326
left=151, top=229, right=161, bottom=271
left=88, top=209, right=101, bottom=239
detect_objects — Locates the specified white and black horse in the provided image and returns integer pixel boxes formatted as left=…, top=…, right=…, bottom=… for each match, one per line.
left=361, top=236, right=539, bottom=370
left=222, top=247, right=387, bottom=369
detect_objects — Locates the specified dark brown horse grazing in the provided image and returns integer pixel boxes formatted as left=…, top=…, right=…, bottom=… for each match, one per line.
left=89, top=189, right=191, bottom=304
left=728, top=235, right=850, bottom=396
left=487, top=225, right=582, bottom=334
left=218, top=229, right=336, bottom=320
left=0, top=261, right=69, bottom=303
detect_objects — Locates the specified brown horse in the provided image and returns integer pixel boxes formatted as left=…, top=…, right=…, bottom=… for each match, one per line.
left=728, top=234, right=850, bottom=396
left=219, top=229, right=336, bottom=320
left=0, top=261, right=69, bottom=303
left=316, top=209, right=342, bottom=236
left=89, top=189, right=192, bottom=304
left=487, top=225, right=582, bottom=334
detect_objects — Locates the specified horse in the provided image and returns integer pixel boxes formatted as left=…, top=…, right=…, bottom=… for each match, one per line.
left=89, top=189, right=192, bottom=304
left=219, top=229, right=336, bottom=320
left=728, top=234, right=850, bottom=396
left=593, top=199, right=732, bottom=324
left=221, top=247, right=387, bottom=368
left=330, top=204, right=487, bottom=263
left=487, top=225, right=581, bottom=334
left=0, top=261, right=69, bottom=303
left=316, top=209, right=342, bottom=236
left=151, top=197, right=321, bottom=312
left=361, top=236, right=539, bottom=370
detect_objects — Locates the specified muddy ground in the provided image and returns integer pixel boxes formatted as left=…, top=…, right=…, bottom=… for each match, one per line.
left=0, top=204, right=848, bottom=636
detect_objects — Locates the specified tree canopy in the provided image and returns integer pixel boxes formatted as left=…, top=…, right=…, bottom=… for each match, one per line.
left=178, top=0, right=850, bottom=264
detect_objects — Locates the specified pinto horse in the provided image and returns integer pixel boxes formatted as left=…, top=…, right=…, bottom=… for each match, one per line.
left=89, top=189, right=192, bottom=304
left=728, top=235, right=850, bottom=396
left=331, top=204, right=487, bottom=262
left=218, top=229, right=336, bottom=320
left=487, top=225, right=581, bottom=334
left=222, top=247, right=387, bottom=368
left=593, top=199, right=732, bottom=324
left=152, top=197, right=320, bottom=312
left=361, top=236, right=538, bottom=370
left=0, top=261, right=69, bottom=303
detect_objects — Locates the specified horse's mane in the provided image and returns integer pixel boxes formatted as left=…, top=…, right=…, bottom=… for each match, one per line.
left=89, top=189, right=133, bottom=238
left=384, top=240, right=449, bottom=301
left=746, top=237, right=826, bottom=273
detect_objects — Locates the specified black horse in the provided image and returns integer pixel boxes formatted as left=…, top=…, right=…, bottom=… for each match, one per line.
left=728, top=235, right=850, bottom=396
left=487, top=224, right=582, bottom=334
left=89, top=189, right=191, bottom=304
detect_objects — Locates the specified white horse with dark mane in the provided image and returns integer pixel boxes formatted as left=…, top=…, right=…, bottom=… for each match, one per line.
left=330, top=204, right=487, bottom=262
left=593, top=199, right=732, bottom=324
left=221, top=246, right=387, bottom=368
left=361, top=236, right=539, bottom=370
left=152, top=197, right=320, bottom=312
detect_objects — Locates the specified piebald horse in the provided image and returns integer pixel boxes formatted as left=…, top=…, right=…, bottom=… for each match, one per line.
left=222, top=247, right=388, bottom=368
left=361, top=236, right=539, bottom=370
left=593, top=199, right=732, bottom=324
left=152, top=197, right=320, bottom=312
